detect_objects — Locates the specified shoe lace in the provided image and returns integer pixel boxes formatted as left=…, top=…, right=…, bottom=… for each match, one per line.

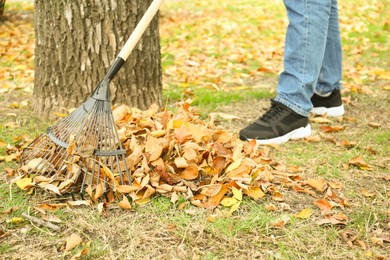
left=259, top=101, right=287, bottom=123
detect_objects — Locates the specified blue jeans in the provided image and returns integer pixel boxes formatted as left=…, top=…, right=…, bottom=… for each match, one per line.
left=274, top=0, right=342, bottom=117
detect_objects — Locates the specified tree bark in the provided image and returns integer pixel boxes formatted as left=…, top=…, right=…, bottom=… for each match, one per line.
left=33, top=0, right=162, bottom=118
left=0, top=0, right=5, bottom=17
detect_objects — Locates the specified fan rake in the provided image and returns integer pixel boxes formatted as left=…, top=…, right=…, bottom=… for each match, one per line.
left=19, top=0, right=164, bottom=196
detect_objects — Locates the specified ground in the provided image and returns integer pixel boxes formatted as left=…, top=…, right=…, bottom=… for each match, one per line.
left=1, top=0, right=389, bottom=259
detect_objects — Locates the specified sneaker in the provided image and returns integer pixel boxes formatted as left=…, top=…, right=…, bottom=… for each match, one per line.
left=239, top=100, right=311, bottom=144
left=311, top=89, right=344, bottom=117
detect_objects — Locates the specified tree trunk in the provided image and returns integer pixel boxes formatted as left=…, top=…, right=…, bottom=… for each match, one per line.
left=0, top=0, right=5, bottom=17
left=33, top=0, right=162, bottom=118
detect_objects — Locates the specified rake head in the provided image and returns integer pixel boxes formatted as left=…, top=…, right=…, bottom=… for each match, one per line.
left=20, top=80, right=131, bottom=195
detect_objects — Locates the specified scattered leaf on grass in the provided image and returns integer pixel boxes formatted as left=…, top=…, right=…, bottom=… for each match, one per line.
left=305, top=178, right=327, bottom=192
left=349, top=155, right=371, bottom=170
left=2, top=206, right=20, bottom=214
left=368, top=122, right=381, bottom=128
left=271, top=215, right=290, bottom=228
left=310, top=117, right=332, bottom=124
left=317, top=215, right=346, bottom=226
left=265, top=204, right=277, bottom=211
left=7, top=217, right=25, bottom=224
left=296, top=208, right=313, bottom=219
left=320, top=125, right=346, bottom=133
left=65, top=233, right=82, bottom=252
left=313, top=199, right=332, bottom=212
left=361, top=189, right=375, bottom=197
left=304, top=135, right=321, bottom=142
left=0, top=139, right=6, bottom=148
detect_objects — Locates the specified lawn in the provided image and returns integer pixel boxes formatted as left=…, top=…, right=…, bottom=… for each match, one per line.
left=0, top=0, right=389, bottom=259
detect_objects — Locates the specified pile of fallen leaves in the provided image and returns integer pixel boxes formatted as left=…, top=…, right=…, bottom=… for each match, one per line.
left=9, top=100, right=348, bottom=223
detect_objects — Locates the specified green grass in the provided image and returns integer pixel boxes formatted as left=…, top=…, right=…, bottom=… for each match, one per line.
left=163, top=87, right=273, bottom=115
left=1, top=0, right=389, bottom=259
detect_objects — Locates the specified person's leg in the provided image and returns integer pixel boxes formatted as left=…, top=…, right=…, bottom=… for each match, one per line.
left=240, top=0, right=334, bottom=144
left=275, top=0, right=333, bottom=117
left=311, top=0, right=344, bottom=116
left=315, top=0, right=342, bottom=95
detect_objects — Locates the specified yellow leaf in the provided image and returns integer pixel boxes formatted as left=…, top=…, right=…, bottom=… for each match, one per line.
left=225, top=157, right=242, bottom=173
left=118, top=196, right=132, bottom=210
left=221, top=197, right=238, bottom=207
left=296, top=208, right=313, bottom=219
left=229, top=202, right=241, bottom=214
left=65, top=233, right=82, bottom=252
left=16, top=178, right=34, bottom=190
left=232, top=186, right=242, bottom=201
left=98, top=161, right=119, bottom=187
left=244, top=187, right=265, bottom=200
left=8, top=217, right=25, bottom=224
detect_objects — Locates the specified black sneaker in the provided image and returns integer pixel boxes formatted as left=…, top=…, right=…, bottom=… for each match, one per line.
left=311, top=89, right=344, bottom=117
left=239, top=100, right=311, bottom=144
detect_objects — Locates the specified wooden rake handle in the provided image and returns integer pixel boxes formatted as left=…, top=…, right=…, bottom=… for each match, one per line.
left=118, top=0, right=165, bottom=61
left=92, top=0, right=164, bottom=100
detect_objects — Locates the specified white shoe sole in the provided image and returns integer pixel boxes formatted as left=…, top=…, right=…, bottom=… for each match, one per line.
left=248, top=124, right=312, bottom=145
left=311, top=105, right=345, bottom=117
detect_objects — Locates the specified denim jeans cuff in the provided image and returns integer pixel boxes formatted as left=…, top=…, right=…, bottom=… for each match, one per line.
left=274, top=97, right=310, bottom=117
left=315, top=82, right=343, bottom=96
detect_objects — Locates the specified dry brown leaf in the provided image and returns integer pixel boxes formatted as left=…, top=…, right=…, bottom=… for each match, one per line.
left=179, top=164, right=199, bottom=180
left=304, top=135, right=321, bottom=142
left=320, top=125, right=346, bottom=133
left=118, top=196, right=132, bottom=210
left=174, top=157, right=189, bottom=168
left=43, top=184, right=61, bottom=195
left=368, top=122, right=381, bottom=128
left=349, top=155, right=371, bottom=170
left=271, top=191, right=285, bottom=202
left=116, top=184, right=140, bottom=194
left=94, top=182, right=104, bottom=200
left=361, top=189, right=375, bottom=197
left=305, top=178, right=327, bottom=192
left=65, top=233, right=82, bottom=252
left=317, top=215, right=346, bottom=226
left=310, top=117, right=332, bottom=124
left=199, top=184, right=222, bottom=197
left=2, top=206, right=20, bottom=215
left=67, top=200, right=92, bottom=207
left=265, top=204, right=277, bottom=211
left=313, top=199, right=332, bottom=212
left=67, top=135, right=77, bottom=155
